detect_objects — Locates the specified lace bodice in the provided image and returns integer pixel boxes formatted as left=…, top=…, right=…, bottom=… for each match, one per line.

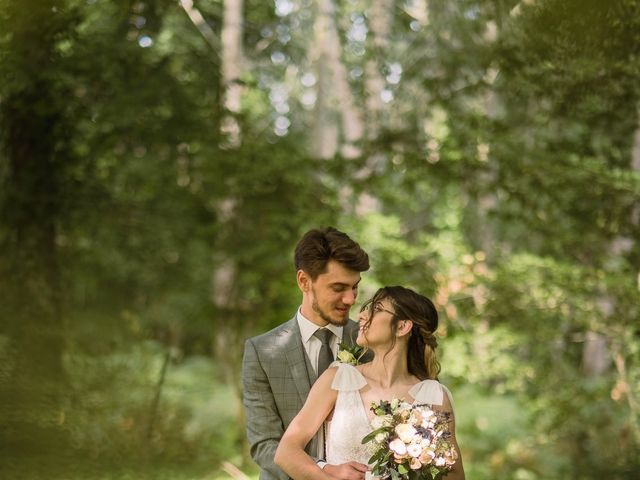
left=324, top=362, right=454, bottom=479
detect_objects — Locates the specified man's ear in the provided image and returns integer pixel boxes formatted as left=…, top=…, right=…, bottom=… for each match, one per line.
left=296, top=269, right=311, bottom=292
left=397, top=320, right=413, bottom=337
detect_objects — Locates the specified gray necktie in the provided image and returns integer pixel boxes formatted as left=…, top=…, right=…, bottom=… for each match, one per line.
left=313, top=328, right=335, bottom=376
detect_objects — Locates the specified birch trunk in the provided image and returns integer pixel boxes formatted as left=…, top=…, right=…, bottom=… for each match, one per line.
left=310, top=14, right=338, bottom=159
left=364, top=0, right=393, bottom=140
left=180, top=0, right=243, bottom=145
left=311, top=0, right=363, bottom=159
left=221, top=0, right=244, bottom=147
left=179, top=0, right=220, bottom=50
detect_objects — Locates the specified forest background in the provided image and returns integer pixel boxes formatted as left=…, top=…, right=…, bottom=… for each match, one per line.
left=1, top=0, right=639, bottom=479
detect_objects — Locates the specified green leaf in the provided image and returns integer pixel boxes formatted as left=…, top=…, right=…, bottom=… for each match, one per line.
left=361, top=427, right=390, bottom=444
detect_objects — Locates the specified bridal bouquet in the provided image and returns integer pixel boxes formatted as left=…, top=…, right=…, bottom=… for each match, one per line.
left=362, top=399, right=458, bottom=480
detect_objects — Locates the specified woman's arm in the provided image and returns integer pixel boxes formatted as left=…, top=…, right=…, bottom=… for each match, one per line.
left=440, top=393, right=465, bottom=480
left=274, top=368, right=339, bottom=480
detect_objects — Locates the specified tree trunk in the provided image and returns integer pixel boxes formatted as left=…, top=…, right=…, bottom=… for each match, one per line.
left=364, top=0, right=393, bottom=140
left=179, top=0, right=221, bottom=50
left=311, top=0, right=363, bottom=159
left=221, top=0, right=244, bottom=147
left=0, top=0, right=68, bottom=455
left=584, top=105, right=640, bottom=380
left=180, top=0, right=242, bottom=146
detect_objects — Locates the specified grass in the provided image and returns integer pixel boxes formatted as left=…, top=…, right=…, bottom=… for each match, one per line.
left=2, top=456, right=259, bottom=480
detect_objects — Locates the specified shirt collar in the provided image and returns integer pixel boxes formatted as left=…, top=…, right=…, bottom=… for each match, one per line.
left=296, top=307, right=343, bottom=343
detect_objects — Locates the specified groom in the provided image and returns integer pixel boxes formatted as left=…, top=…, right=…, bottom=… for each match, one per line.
left=242, top=227, right=370, bottom=480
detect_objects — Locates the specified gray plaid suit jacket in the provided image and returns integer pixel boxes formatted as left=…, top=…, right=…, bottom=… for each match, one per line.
left=242, top=315, right=362, bottom=480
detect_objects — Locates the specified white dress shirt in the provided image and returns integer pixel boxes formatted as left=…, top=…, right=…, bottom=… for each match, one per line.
left=296, top=308, right=343, bottom=375
left=296, top=308, right=343, bottom=462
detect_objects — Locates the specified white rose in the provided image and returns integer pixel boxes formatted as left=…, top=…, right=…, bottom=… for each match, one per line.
left=406, top=443, right=422, bottom=458
left=337, top=350, right=355, bottom=364
left=375, top=432, right=388, bottom=443
left=395, top=423, right=417, bottom=443
left=389, top=438, right=407, bottom=456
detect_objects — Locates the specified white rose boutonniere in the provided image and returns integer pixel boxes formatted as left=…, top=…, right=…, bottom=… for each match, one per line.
left=337, top=342, right=365, bottom=365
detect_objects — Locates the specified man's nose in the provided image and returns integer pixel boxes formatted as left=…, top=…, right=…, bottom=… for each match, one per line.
left=342, top=289, right=356, bottom=305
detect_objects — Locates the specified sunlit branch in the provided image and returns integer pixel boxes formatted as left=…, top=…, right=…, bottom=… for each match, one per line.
left=179, top=0, right=221, bottom=51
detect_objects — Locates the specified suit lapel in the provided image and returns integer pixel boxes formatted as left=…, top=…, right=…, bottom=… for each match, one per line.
left=282, top=319, right=312, bottom=404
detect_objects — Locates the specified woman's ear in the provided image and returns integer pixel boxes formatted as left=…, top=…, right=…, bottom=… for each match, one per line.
left=397, top=320, right=413, bottom=337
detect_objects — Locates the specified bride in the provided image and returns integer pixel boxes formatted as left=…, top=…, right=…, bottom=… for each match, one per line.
left=275, top=286, right=465, bottom=480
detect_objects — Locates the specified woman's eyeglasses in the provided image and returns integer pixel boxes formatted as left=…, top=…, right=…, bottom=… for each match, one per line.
left=360, top=301, right=396, bottom=317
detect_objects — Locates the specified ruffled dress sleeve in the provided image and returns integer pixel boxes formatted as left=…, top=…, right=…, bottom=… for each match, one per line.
left=329, top=361, right=367, bottom=391
left=409, top=379, right=456, bottom=412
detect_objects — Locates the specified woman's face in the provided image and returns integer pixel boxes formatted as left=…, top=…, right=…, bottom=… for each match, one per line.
left=356, top=297, right=397, bottom=347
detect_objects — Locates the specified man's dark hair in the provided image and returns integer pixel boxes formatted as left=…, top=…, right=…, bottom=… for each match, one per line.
left=294, top=227, right=369, bottom=279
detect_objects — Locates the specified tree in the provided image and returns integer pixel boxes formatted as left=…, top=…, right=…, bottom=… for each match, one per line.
left=0, top=0, right=75, bottom=453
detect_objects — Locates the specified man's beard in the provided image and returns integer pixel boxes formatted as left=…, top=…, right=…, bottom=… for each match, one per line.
left=311, top=290, right=349, bottom=326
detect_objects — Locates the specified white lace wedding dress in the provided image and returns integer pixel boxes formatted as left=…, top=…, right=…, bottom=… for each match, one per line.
left=324, top=362, right=454, bottom=480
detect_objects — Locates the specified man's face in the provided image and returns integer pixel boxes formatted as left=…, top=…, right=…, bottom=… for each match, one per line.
left=300, top=260, right=361, bottom=326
